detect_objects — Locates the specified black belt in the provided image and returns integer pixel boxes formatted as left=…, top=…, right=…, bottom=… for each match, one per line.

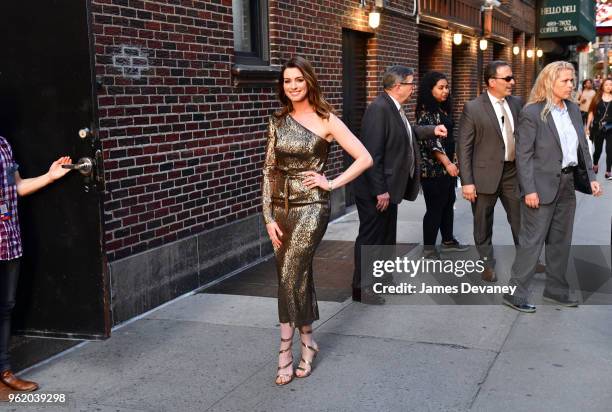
left=561, top=166, right=575, bottom=174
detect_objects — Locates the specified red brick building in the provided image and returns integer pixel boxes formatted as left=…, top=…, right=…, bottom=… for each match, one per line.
left=94, top=0, right=538, bottom=325
left=0, top=1, right=539, bottom=337
left=92, top=0, right=427, bottom=325
left=418, top=0, right=538, bottom=130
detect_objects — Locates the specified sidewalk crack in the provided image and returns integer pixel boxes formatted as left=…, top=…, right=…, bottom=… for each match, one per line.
left=468, top=312, right=521, bottom=409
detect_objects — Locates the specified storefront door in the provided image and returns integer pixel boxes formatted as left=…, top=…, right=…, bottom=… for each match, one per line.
left=0, top=0, right=110, bottom=339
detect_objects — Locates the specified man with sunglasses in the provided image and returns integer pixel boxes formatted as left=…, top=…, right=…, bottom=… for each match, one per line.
left=457, top=60, right=524, bottom=282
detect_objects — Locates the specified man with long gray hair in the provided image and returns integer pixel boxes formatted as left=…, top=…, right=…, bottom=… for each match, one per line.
left=352, top=65, right=447, bottom=303
left=504, top=61, right=602, bottom=312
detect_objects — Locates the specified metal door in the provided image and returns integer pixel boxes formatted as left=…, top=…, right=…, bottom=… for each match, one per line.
left=0, top=0, right=110, bottom=339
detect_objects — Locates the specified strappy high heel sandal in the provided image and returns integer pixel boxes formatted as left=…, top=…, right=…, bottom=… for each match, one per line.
left=275, top=335, right=294, bottom=386
left=295, top=327, right=319, bottom=379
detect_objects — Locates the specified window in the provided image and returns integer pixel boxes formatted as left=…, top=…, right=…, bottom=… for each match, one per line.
left=232, top=0, right=269, bottom=66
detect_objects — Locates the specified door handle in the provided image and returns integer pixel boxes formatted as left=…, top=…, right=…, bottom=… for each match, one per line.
left=62, top=157, right=94, bottom=176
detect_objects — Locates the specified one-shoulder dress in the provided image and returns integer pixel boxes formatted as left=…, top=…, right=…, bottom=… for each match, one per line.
left=262, top=115, right=331, bottom=327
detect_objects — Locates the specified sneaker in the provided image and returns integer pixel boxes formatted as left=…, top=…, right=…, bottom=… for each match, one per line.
left=502, top=294, right=536, bottom=313
left=605, top=172, right=612, bottom=180
left=542, top=291, right=579, bottom=307
left=440, top=239, right=470, bottom=253
left=593, top=164, right=598, bottom=174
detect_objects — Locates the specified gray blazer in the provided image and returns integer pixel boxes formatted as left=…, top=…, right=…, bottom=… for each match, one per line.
left=457, top=93, right=523, bottom=194
left=515, top=100, right=595, bottom=204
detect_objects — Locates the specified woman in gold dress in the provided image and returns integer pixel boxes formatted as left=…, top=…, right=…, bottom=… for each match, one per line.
left=262, top=56, right=372, bottom=385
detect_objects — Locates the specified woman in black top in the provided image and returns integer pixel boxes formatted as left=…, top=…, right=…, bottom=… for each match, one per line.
left=416, top=71, right=468, bottom=258
left=587, top=78, right=612, bottom=179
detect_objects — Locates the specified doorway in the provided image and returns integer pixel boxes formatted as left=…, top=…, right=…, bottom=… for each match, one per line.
left=342, top=29, right=370, bottom=207
left=0, top=1, right=110, bottom=341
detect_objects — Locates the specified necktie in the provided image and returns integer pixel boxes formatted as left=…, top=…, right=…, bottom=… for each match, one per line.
left=498, top=99, right=515, bottom=162
left=399, top=109, right=415, bottom=178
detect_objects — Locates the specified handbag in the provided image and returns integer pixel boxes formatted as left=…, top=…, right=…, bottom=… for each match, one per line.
left=573, top=147, right=592, bottom=195
left=597, top=101, right=612, bottom=132
left=601, top=121, right=612, bottom=132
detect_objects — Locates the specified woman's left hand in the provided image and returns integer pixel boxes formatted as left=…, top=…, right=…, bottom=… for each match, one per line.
left=301, top=171, right=329, bottom=191
left=434, top=125, right=447, bottom=138
left=445, top=163, right=459, bottom=177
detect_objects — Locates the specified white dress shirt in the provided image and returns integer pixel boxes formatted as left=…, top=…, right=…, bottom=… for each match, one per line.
left=387, top=93, right=414, bottom=144
left=487, top=91, right=514, bottom=161
left=550, top=102, right=579, bottom=167
left=387, top=92, right=415, bottom=177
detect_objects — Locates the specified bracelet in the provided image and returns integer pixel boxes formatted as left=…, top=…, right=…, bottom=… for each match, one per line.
left=328, top=178, right=334, bottom=192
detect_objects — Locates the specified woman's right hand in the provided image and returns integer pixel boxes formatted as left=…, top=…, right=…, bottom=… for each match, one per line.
left=266, top=222, right=283, bottom=248
left=445, top=163, right=459, bottom=177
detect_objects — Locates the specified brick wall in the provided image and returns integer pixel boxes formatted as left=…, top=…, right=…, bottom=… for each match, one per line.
left=509, top=0, right=537, bottom=101
left=367, top=3, right=419, bottom=119
left=524, top=35, right=537, bottom=100
left=418, top=31, right=453, bottom=80
left=513, top=32, right=527, bottom=100
left=451, top=38, right=479, bottom=130
left=92, top=0, right=419, bottom=263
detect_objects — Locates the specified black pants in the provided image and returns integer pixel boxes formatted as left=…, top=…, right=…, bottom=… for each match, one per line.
left=421, top=175, right=456, bottom=246
left=0, top=258, right=20, bottom=372
left=593, top=130, right=612, bottom=172
left=353, top=196, right=397, bottom=289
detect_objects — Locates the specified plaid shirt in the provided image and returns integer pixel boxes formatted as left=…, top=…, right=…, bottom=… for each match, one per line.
left=0, top=136, right=22, bottom=260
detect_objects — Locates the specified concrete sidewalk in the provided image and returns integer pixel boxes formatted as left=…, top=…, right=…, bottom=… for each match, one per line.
left=7, top=174, right=612, bottom=412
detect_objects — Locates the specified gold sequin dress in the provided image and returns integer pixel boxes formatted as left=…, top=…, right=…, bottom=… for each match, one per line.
left=262, top=115, right=331, bottom=327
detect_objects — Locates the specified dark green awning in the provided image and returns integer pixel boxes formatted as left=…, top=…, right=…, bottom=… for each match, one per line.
left=539, top=0, right=596, bottom=42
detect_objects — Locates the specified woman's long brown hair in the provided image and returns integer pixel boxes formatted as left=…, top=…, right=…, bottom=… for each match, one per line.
left=273, top=56, right=334, bottom=120
left=588, top=78, right=612, bottom=115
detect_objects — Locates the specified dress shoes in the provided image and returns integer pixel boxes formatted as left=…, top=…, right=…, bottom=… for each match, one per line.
left=481, top=267, right=497, bottom=282
left=502, top=293, right=536, bottom=313
left=352, top=288, right=385, bottom=305
left=440, top=239, right=470, bottom=253
left=0, top=370, right=39, bottom=392
left=542, top=291, right=579, bottom=307
left=0, top=381, right=14, bottom=402
left=379, top=274, right=397, bottom=287
left=422, top=249, right=441, bottom=261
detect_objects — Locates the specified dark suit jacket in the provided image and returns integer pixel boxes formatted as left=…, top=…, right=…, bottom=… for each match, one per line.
left=353, top=92, right=436, bottom=204
left=457, top=93, right=523, bottom=194
left=515, top=100, right=595, bottom=204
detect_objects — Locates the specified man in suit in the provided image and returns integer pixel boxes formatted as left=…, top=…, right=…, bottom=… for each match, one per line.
left=457, top=61, right=523, bottom=282
left=352, top=65, right=447, bottom=303
left=503, top=61, right=602, bottom=312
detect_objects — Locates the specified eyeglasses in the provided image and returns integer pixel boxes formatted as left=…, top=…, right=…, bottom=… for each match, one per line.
left=399, top=82, right=416, bottom=87
left=493, top=76, right=515, bottom=82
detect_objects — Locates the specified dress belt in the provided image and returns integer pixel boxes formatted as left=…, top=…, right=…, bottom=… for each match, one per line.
left=561, top=165, right=576, bottom=174
left=278, top=170, right=304, bottom=214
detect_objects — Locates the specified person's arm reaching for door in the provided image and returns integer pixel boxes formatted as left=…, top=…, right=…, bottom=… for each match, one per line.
left=15, top=156, right=72, bottom=196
